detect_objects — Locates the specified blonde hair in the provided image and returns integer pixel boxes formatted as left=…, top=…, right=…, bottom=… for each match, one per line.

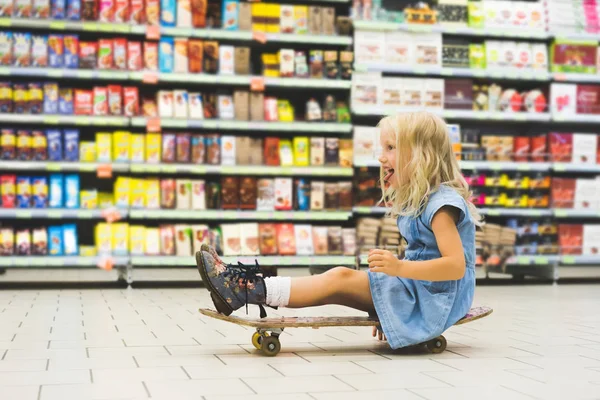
left=379, top=111, right=482, bottom=226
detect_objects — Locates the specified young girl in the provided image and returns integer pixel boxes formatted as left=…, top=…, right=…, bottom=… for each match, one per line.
left=196, top=111, right=481, bottom=350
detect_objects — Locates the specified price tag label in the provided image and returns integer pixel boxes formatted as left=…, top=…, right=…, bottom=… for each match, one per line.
left=562, top=256, right=575, bottom=264
left=250, top=76, right=265, bottom=91
left=554, top=73, right=567, bottom=81
left=252, top=31, right=267, bottom=44
left=147, top=117, right=161, bottom=132
left=143, top=71, right=159, bottom=84
left=97, top=164, right=112, bottom=178
left=97, top=257, right=115, bottom=271
left=146, top=25, right=161, bottom=40
left=102, top=207, right=122, bottom=223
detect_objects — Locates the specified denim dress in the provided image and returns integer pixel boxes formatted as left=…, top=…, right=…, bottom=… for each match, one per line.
left=368, top=185, right=476, bottom=349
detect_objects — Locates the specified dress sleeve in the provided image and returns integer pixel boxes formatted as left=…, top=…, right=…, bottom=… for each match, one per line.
left=423, top=190, right=469, bottom=228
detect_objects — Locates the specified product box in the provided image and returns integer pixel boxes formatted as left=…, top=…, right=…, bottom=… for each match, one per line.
left=385, top=31, right=412, bottom=65
left=176, top=133, right=190, bottom=162
left=15, top=176, right=30, bottom=208
left=16, top=130, right=31, bottom=161
left=325, top=137, right=339, bottom=165
left=218, top=94, right=234, bottom=119
left=191, top=180, right=205, bottom=210
left=575, top=179, right=598, bottom=209
left=143, top=42, right=158, bottom=71
left=258, top=223, right=277, bottom=254
left=174, top=90, right=189, bottom=118
left=127, top=41, right=142, bottom=71
left=572, top=133, right=597, bottom=164
left=128, top=225, right=145, bottom=255
left=176, top=179, right=191, bottom=209
left=240, top=222, right=259, bottom=255
left=31, top=35, right=48, bottom=67
left=174, top=38, right=188, bottom=73
left=310, top=181, right=324, bottom=210
left=1, top=129, right=16, bottom=160
left=111, top=223, right=128, bottom=255
left=32, top=227, right=47, bottom=255
left=205, top=134, right=220, bottom=164
left=414, top=33, right=442, bottom=67
left=351, top=72, right=381, bottom=109
left=222, top=0, right=238, bottom=30
left=13, top=33, right=31, bottom=67
left=203, top=41, right=219, bottom=73
left=145, top=133, right=161, bottom=163
left=48, top=226, right=63, bottom=255
left=177, top=0, right=191, bottom=26
left=274, top=177, right=292, bottom=210
left=62, top=224, right=78, bottom=255
left=577, top=84, right=600, bottom=115
left=312, top=226, right=328, bottom=254
left=0, top=32, right=12, bottom=66
left=583, top=224, right=600, bottom=255
left=174, top=225, right=191, bottom=256
left=63, top=129, right=79, bottom=161
left=160, top=0, right=176, bottom=26
left=292, top=137, right=309, bottom=166
left=294, top=224, right=314, bottom=255
left=189, top=92, right=203, bottom=119
left=144, top=179, right=159, bottom=209
left=63, top=174, right=79, bottom=208
left=145, top=228, right=160, bottom=255
left=276, top=223, right=296, bottom=255
left=80, top=189, right=97, bottom=208
left=48, top=174, right=63, bottom=207
left=354, top=31, right=385, bottom=64
left=293, top=5, right=307, bottom=34
left=114, top=176, right=130, bottom=207
left=191, top=134, right=205, bottom=163
left=220, top=135, right=236, bottom=165
left=551, top=83, right=577, bottom=115
left=95, top=132, right=112, bottom=162
left=129, top=178, right=144, bottom=208
left=551, top=40, right=597, bottom=73
left=99, top=0, right=114, bottom=21
left=158, top=91, right=174, bottom=117
left=67, top=0, right=81, bottom=19
left=257, top=178, right=275, bottom=211
left=112, top=131, right=129, bottom=161
left=192, top=224, right=210, bottom=254
left=221, top=223, right=241, bottom=256
left=159, top=225, right=175, bottom=255
left=159, top=37, right=174, bottom=73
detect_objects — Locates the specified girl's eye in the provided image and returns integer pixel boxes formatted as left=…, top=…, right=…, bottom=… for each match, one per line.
left=387, top=145, right=394, bottom=151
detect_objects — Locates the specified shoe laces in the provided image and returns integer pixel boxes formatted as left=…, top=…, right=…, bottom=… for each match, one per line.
left=222, top=260, right=268, bottom=318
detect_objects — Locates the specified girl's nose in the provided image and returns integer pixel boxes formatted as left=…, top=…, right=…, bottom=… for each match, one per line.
left=378, top=155, right=386, bottom=163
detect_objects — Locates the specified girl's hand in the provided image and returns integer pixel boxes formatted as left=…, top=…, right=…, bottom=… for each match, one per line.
left=372, top=325, right=386, bottom=341
left=367, top=249, right=402, bottom=276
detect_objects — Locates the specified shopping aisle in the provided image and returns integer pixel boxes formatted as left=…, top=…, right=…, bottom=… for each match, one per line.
left=0, top=285, right=598, bottom=400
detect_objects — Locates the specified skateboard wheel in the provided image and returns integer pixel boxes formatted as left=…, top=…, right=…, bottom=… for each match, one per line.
left=426, top=335, right=447, bottom=354
left=261, top=336, right=281, bottom=357
left=252, top=332, right=262, bottom=350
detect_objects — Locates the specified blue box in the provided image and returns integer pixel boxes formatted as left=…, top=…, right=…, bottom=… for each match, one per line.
left=63, top=129, right=79, bottom=161
left=46, top=129, right=62, bottom=161
left=62, top=223, right=78, bottom=255
left=58, top=88, right=73, bottom=115
left=48, top=34, right=63, bottom=68
left=160, top=0, right=176, bottom=26
left=49, top=174, right=63, bottom=208
left=48, top=226, right=63, bottom=255
left=63, top=34, right=78, bottom=68
left=32, top=176, right=48, bottom=208
left=16, top=176, right=31, bottom=208
left=296, top=178, right=310, bottom=211
left=43, top=82, right=59, bottom=114
left=222, top=0, right=239, bottom=30
left=66, top=0, right=80, bottom=20
left=158, top=37, right=174, bottom=73
left=64, top=174, right=79, bottom=209
left=51, top=0, right=66, bottom=19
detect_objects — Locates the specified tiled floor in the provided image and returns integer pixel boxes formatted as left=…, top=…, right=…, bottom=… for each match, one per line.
left=1, top=285, right=600, bottom=400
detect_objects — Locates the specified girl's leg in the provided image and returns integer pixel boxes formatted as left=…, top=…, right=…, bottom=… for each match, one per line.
left=287, top=267, right=375, bottom=314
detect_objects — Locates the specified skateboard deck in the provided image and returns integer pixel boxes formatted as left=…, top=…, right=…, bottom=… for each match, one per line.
left=199, top=306, right=492, bottom=356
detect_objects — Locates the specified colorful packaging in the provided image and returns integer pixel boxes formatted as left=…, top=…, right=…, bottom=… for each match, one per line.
left=64, top=174, right=79, bottom=208
left=32, top=130, right=47, bottom=161
left=1, top=129, right=15, bottom=160
left=95, top=223, right=112, bottom=255
left=79, top=189, right=96, bottom=208
left=61, top=224, right=77, bottom=255
left=13, top=84, right=28, bottom=114
left=160, top=0, right=176, bottom=26
left=32, top=227, right=47, bottom=255
left=130, top=134, right=145, bottom=162
left=112, top=223, right=129, bottom=255
left=189, top=92, right=203, bottom=118
left=176, top=179, right=191, bottom=209
left=188, top=40, right=203, bottom=73
left=129, top=0, right=143, bottom=23
left=48, top=34, right=64, bottom=68
left=31, top=177, right=48, bottom=208
left=123, top=86, right=139, bottom=116
left=159, top=37, right=175, bottom=73
left=1, top=175, right=16, bottom=208
left=16, top=176, right=31, bottom=208
left=144, top=227, right=160, bottom=255
left=293, top=5, right=307, bottom=34
left=143, top=42, right=158, bottom=70
left=79, top=142, right=95, bottom=162
left=16, top=130, right=31, bottom=161
left=161, top=181, right=175, bottom=208
left=173, top=90, right=188, bottom=118
left=63, top=129, right=79, bottom=161
left=129, top=225, right=145, bottom=255
left=222, top=0, right=239, bottom=30
left=97, top=39, right=113, bottom=69
left=114, top=176, right=130, bottom=207
left=113, top=38, right=126, bottom=70
left=31, top=35, right=49, bottom=67
left=174, top=38, right=189, bottom=73
left=46, top=129, right=61, bottom=161
left=176, top=133, right=190, bottom=162
left=161, top=133, right=176, bottom=162
left=74, top=89, right=93, bottom=115
left=51, top=0, right=66, bottom=18
left=191, top=180, right=205, bottom=209
left=99, top=0, right=114, bottom=21
left=28, top=82, right=43, bottom=114
left=58, top=88, right=73, bottom=114
left=0, top=32, right=12, bottom=66
left=43, top=82, right=58, bottom=114
left=107, top=85, right=122, bottom=115
left=0, top=82, right=11, bottom=113
left=113, top=131, right=130, bottom=161
left=0, top=0, right=13, bottom=16
left=49, top=174, right=63, bottom=207
left=78, top=41, right=97, bottom=69
left=145, top=179, right=160, bottom=209
left=95, top=132, right=111, bottom=162
left=176, top=0, right=191, bottom=26
left=13, top=33, right=31, bottom=67
left=159, top=225, right=175, bottom=255
left=67, top=0, right=80, bottom=19
left=81, top=0, right=98, bottom=20
left=48, top=226, right=64, bottom=256
left=146, top=133, right=161, bottom=163
left=127, top=41, right=142, bottom=71
left=293, top=137, right=309, bottom=166
left=129, top=178, right=145, bottom=208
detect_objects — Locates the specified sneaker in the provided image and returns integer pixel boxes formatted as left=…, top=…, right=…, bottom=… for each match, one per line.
left=196, top=244, right=268, bottom=317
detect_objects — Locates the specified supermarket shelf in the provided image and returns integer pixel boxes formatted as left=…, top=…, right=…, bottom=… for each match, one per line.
left=264, top=77, right=352, bottom=89
left=561, top=255, right=600, bottom=265
left=352, top=206, right=387, bottom=214
left=0, top=18, right=132, bottom=32
left=0, top=161, right=129, bottom=172
left=129, top=163, right=353, bottom=176
left=553, top=72, right=600, bottom=83
left=0, top=208, right=127, bottom=219
left=460, top=161, right=551, bottom=171
left=0, top=256, right=129, bottom=267
left=0, top=114, right=129, bottom=126
left=354, top=63, right=550, bottom=81
left=553, top=209, right=600, bottom=218
left=352, top=20, right=550, bottom=39
left=480, top=208, right=552, bottom=217
left=264, top=32, right=352, bottom=45
left=552, top=113, right=600, bottom=123
left=505, top=255, right=560, bottom=265
left=131, top=117, right=353, bottom=133
left=351, top=107, right=552, bottom=121
left=129, top=209, right=353, bottom=220
left=553, top=163, right=600, bottom=173
left=0, top=67, right=131, bottom=80
left=131, top=255, right=355, bottom=267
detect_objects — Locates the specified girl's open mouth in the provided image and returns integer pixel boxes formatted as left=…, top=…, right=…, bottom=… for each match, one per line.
left=384, top=168, right=395, bottom=183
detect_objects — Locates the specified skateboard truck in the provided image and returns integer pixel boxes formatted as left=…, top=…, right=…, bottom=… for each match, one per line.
left=252, top=328, right=284, bottom=357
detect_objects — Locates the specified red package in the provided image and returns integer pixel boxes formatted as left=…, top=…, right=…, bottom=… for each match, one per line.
left=127, top=41, right=142, bottom=71
left=576, top=85, right=600, bottom=115
left=114, top=0, right=129, bottom=22
left=143, top=42, right=158, bottom=71
left=276, top=224, right=296, bottom=255
left=129, top=0, right=144, bottom=23
left=159, top=225, right=175, bottom=255
left=78, top=41, right=98, bottom=69
left=597, top=138, right=600, bottom=164
left=113, top=38, right=127, bottom=70
left=530, top=134, right=547, bottom=162
left=558, top=224, right=583, bottom=255
left=160, top=179, right=175, bottom=208
left=551, top=178, right=576, bottom=209
left=513, top=136, right=530, bottom=162
left=145, top=0, right=159, bottom=25
left=1, top=175, right=16, bottom=208
left=97, top=39, right=113, bottom=69
left=99, top=0, right=115, bottom=21
left=108, top=85, right=122, bottom=115
left=549, top=133, right=573, bottom=162
left=123, top=87, right=139, bottom=116
left=74, top=89, right=93, bottom=115
left=93, top=87, right=108, bottom=115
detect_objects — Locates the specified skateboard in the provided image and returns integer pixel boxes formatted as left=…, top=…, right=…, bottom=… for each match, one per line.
left=199, top=306, right=493, bottom=357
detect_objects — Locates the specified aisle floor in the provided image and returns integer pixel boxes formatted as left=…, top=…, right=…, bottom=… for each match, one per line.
left=0, top=284, right=599, bottom=400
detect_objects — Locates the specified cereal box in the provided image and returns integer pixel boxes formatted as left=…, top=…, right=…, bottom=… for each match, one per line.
left=127, top=41, right=142, bottom=70
left=67, top=0, right=80, bottom=19
left=32, top=176, right=48, bottom=208
left=64, top=129, right=79, bottom=161
left=174, top=38, right=188, bottom=73
left=58, top=88, right=73, bottom=114
left=159, top=37, right=174, bottom=73
left=107, top=85, right=122, bottom=115
left=177, top=0, right=191, bottom=26
left=130, top=134, right=145, bottom=162
left=33, top=0, right=49, bottom=16
left=114, top=176, right=130, bottom=207
left=63, top=34, right=78, bottom=68
left=51, top=0, right=65, bottom=18
left=143, top=42, right=158, bottom=70
left=78, top=41, right=98, bottom=69
left=80, top=189, right=97, bottom=208
left=95, top=223, right=112, bottom=255
left=48, top=34, right=64, bottom=68
left=0, top=82, right=12, bottom=113
left=161, top=133, right=176, bottom=162
left=15, top=0, right=33, bottom=17
left=113, top=131, right=130, bottom=161
left=113, top=38, right=127, bottom=69
left=145, top=179, right=160, bottom=209
left=1, top=175, right=16, bottom=208
left=79, top=141, right=95, bottom=162
left=81, top=0, right=96, bottom=19
left=129, top=178, right=145, bottom=208
left=74, top=89, right=93, bottom=115
left=1, top=129, right=15, bottom=160
left=146, top=133, right=161, bottom=163
left=112, top=223, right=129, bottom=256
left=16, top=176, right=31, bottom=208
left=0, top=32, right=12, bottom=66
left=28, top=82, right=43, bottom=114
left=13, top=33, right=32, bottom=67
left=222, top=0, right=238, bottom=30
left=123, top=86, right=139, bottom=116
left=13, top=84, right=28, bottom=114
left=129, top=0, right=143, bottom=23
left=48, top=226, right=63, bottom=255
left=32, top=227, right=47, bottom=255
left=173, top=90, right=188, bottom=118
left=0, top=0, right=13, bottom=16
left=46, top=130, right=61, bottom=161
left=48, top=174, right=63, bottom=207
left=95, top=132, right=112, bottom=162
left=188, top=39, right=203, bottom=73
left=160, top=0, right=176, bottom=26
left=32, top=130, right=47, bottom=161
left=219, top=45, right=234, bottom=75
left=17, top=130, right=31, bottom=161
left=15, top=230, right=30, bottom=255
left=114, top=0, right=128, bottom=21
left=93, top=86, right=108, bottom=116
left=31, top=35, right=48, bottom=67
left=189, top=92, right=203, bottom=119
left=98, top=0, right=114, bottom=21
left=97, top=39, right=113, bottom=69
left=129, top=225, right=145, bottom=255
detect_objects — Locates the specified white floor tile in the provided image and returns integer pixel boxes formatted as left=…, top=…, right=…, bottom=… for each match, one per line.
left=411, top=386, right=535, bottom=400
left=40, top=382, right=147, bottom=400
left=273, top=361, right=372, bottom=377
left=310, top=390, right=423, bottom=400
left=146, top=379, right=253, bottom=398
left=243, top=376, right=354, bottom=394
left=92, top=366, right=189, bottom=383
left=0, top=359, right=47, bottom=372
left=0, top=370, right=89, bottom=386
left=0, top=385, right=39, bottom=400
left=335, top=372, right=450, bottom=390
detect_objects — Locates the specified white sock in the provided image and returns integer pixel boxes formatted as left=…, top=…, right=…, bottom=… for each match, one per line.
left=264, top=276, right=291, bottom=307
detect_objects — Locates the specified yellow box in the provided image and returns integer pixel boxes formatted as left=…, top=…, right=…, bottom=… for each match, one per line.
left=146, top=133, right=161, bottom=163
left=98, top=192, right=114, bottom=208
left=130, top=178, right=146, bottom=208
left=266, top=4, right=281, bottom=33
left=79, top=245, right=97, bottom=257
left=111, top=223, right=129, bottom=256
left=293, top=137, right=309, bottom=166
left=129, top=225, right=146, bottom=255
left=113, top=131, right=131, bottom=162
left=261, top=53, right=280, bottom=77
left=114, top=177, right=130, bottom=207
left=145, top=179, right=160, bottom=209
left=252, top=2, right=266, bottom=32
left=95, top=223, right=112, bottom=255
left=95, top=133, right=112, bottom=162
left=79, top=141, right=96, bottom=162
left=144, top=227, right=161, bottom=255
left=80, top=190, right=98, bottom=209
left=294, top=6, right=308, bottom=34
left=130, top=135, right=145, bottom=163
